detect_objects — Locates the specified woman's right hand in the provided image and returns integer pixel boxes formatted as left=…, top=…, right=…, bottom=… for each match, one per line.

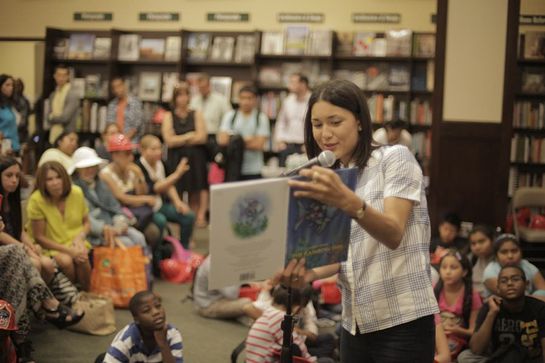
left=273, top=258, right=317, bottom=289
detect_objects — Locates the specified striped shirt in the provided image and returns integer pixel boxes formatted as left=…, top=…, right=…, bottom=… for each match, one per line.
left=104, top=323, right=183, bottom=363
left=339, top=145, right=439, bottom=335
left=245, top=306, right=315, bottom=363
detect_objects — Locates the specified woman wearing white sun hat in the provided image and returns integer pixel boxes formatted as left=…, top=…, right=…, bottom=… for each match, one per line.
left=70, top=146, right=147, bottom=249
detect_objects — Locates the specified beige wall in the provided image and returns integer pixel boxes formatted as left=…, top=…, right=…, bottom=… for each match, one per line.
left=0, top=0, right=436, bottom=37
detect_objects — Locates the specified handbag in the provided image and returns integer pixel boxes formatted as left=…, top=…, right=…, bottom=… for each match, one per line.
left=67, top=292, right=116, bottom=336
left=90, top=244, right=149, bottom=308
left=159, top=235, right=204, bottom=284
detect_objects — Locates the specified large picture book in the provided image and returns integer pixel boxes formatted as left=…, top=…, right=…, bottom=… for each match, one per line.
left=209, top=36, right=235, bottom=62
left=93, top=37, right=111, bottom=60
left=523, top=32, right=545, bottom=60
left=209, top=76, right=232, bottom=100
left=187, top=33, right=211, bottom=61
left=118, top=34, right=141, bottom=61
left=161, top=72, right=179, bottom=103
left=306, top=30, right=332, bottom=56
left=413, top=33, right=435, bottom=57
left=285, top=25, right=309, bottom=55
left=234, top=35, right=256, bottom=63
left=385, top=29, right=412, bottom=57
left=67, top=33, right=95, bottom=60
left=208, top=168, right=357, bottom=288
left=261, top=31, right=285, bottom=55
left=138, top=72, right=162, bottom=101
left=139, top=38, right=165, bottom=61
left=165, top=36, right=182, bottom=61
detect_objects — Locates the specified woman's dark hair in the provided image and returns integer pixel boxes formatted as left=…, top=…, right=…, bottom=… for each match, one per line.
left=35, top=161, right=72, bottom=201
left=468, top=224, right=495, bottom=265
left=54, top=130, right=77, bottom=148
left=272, top=285, right=303, bottom=308
left=0, top=156, right=22, bottom=239
left=434, top=249, right=473, bottom=328
left=0, top=74, right=14, bottom=108
left=304, top=79, right=377, bottom=170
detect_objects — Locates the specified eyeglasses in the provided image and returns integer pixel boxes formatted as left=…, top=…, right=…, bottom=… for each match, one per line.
left=498, top=275, right=524, bottom=284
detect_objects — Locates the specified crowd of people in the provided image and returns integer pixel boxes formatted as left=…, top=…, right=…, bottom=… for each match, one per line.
left=0, top=68, right=544, bottom=363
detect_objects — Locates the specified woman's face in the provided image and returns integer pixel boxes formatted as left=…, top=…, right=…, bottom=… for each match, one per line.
left=496, top=240, right=522, bottom=267
left=469, top=231, right=494, bottom=259
left=77, top=166, right=98, bottom=183
left=1, top=78, right=14, bottom=98
left=112, top=150, right=133, bottom=166
left=45, top=169, right=63, bottom=199
left=58, top=133, right=79, bottom=156
left=310, top=100, right=360, bottom=166
left=103, top=125, right=120, bottom=142
left=175, top=92, right=189, bottom=108
left=1, top=164, right=20, bottom=193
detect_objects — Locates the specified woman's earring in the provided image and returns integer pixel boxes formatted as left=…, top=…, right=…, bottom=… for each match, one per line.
left=358, top=125, right=363, bottom=131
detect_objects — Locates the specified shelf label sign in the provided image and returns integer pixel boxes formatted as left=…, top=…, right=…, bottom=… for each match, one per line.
left=277, top=13, right=324, bottom=23
left=520, top=15, right=545, bottom=25
left=207, top=13, right=249, bottom=22
left=139, top=12, right=180, bottom=22
left=74, top=12, right=113, bottom=22
left=352, top=13, right=401, bottom=24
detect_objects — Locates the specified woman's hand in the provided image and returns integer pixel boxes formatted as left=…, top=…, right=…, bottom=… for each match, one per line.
left=102, top=225, right=117, bottom=247
left=287, top=166, right=357, bottom=214
left=144, top=195, right=157, bottom=207
left=273, top=258, right=317, bottom=289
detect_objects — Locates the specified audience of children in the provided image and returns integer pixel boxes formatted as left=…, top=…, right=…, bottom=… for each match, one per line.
left=103, top=291, right=183, bottom=363
left=135, top=135, right=195, bottom=249
left=430, top=212, right=470, bottom=265
left=483, top=233, right=545, bottom=301
left=458, top=265, right=545, bottom=363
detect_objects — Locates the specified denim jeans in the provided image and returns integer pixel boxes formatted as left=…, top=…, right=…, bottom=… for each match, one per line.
left=340, top=315, right=435, bottom=363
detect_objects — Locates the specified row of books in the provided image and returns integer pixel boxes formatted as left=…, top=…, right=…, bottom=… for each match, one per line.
left=333, top=64, right=414, bottom=92
left=54, top=34, right=112, bottom=60
left=337, top=31, right=435, bottom=58
left=261, top=28, right=332, bottom=56
left=71, top=74, right=109, bottom=99
left=510, top=135, right=545, bottom=164
left=521, top=32, right=545, bottom=60
left=513, top=101, right=545, bottom=129
left=258, top=60, right=331, bottom=88
left=522, top=68, right=545, bottom=94
left=508, top=168, right=545, bottom=197
left=118, top=35, right=181, bottom=61
left=409, top=99, right=433, bottom=126
left=368, top=94, right=408, bottom=124
left=187, top=33, right=256, bottom=63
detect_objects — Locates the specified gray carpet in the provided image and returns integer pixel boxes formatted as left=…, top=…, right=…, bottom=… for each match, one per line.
left=32, top=227, right=249, bottom=363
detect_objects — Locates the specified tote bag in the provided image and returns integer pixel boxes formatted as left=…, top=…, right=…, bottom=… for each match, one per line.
left=67, top=292, right=116, bottom=336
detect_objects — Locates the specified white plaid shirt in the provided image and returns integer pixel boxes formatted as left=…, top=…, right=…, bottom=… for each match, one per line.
left=339, top=145, right=439, bottom=335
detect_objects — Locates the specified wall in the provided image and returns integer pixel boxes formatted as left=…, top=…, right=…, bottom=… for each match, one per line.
left=0, top=0, right=436, bottom=37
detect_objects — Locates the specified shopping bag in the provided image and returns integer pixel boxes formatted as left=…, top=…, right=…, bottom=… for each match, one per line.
left=159, top=235, right=204, bottom=284
left=67, top=292, right=116, bottom=336
left=90, top=245, right=148, bottom=308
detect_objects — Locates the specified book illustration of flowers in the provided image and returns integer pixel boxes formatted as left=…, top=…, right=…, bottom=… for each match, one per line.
left=230, top=194, right=269, bottom=238
left=294, top=200, right=335, bottom=233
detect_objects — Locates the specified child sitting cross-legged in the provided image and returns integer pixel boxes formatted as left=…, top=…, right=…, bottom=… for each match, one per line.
left=103, top=291, right=183, bottom=363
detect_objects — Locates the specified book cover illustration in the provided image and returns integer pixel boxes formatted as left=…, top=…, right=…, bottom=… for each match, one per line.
left=234, top=35, right=256, bottom=63
left=68, top=33, right=95, bottom=59
left=286, top=168, right=358, bottom=268
left=230, top=194, right=270, bottom=238
left=93, top=37, right=111, bottom=60
left=523, top=32, right=545, bottom=59
left=209, top=36, right=235, bottom=62
left=336, top=32, right=354, bottom=56
left=187, top=33, right=211, bottom=61
left=118, top=34, right=140, bottom=61
left=161, top=72, right=180, bottom=103
left=210, top=76, right=232, bottom=100
left=413, top=33, right=435, bottom=58
left=306, top=30, right=332, bottom=56
left=138, top=72, right=161, bottom=101
left=285, top=25, right=309, bottom=55
left=353, top=32, right=375, bottom=56
left=139, top=38, right=166, bottom=61
left=261, top=31, right=285, bottom=55
left=165, top=36, right=182, bottom=61
left=386, top=29, right=413, bottom=57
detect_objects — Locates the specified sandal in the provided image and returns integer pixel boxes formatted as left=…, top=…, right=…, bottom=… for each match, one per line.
left=14, top=340, right=36, bottom=363
left=43, top=304, right=85, bottom=329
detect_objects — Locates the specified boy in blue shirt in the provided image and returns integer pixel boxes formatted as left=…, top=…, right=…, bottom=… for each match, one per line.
left=104, top=291, right=183, bottom=363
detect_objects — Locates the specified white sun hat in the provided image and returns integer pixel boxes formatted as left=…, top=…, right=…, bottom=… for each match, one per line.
left=70, top=146, right=108, bottom=175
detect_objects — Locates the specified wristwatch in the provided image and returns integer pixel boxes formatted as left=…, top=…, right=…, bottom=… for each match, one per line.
left=354, top=200, right=367, bottom=221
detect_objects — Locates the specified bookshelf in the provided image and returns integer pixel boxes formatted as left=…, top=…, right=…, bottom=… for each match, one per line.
left=508, top=31, right=545, bottom=198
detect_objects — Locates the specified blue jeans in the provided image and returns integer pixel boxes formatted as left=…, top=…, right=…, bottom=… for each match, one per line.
left=153, top=203, right=195, bottom=249
left=340, top=315, right=435, bottom=363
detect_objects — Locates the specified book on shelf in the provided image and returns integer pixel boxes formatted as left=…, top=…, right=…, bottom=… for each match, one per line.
left=353, top=32, right=375, bottom=56
left=93, top=37, right=111, bottom=60
left=411, top=130, right=432, bottom=166
left=386, top=29, right=412, bottom=57
left=209, top=36, right=235, bottom=62
left=306, top=30, right=332, bottom=56
left=284, top=25, right=309, bottom=55
left=138, top=72, right=162, bottom=102
left=388, top=65, right=410, bottom=91
left=139, top=38, right=166, bottom=61
left=336, top=32, right=354, bottom=56
left=508, top=167, right=545, bottom=197
left=280, top=60, right=327, bottom=87
left=71, top=78, right=85, bottom=99
left=413, top=33, right=435, bottom=57
left=364, top=64, right=390, bottom=91
left=522, top=69, right=545, bottom=93
left=123, top=74, right=140, bottom=97
left=410, top=98, right=433, bottom=126
left=53, top=38, right=69, bottom=59
left=67, top=33, right=95, bottom=60
left=209, top=77, right=232, bottom=100
left=118, top=34, right=141, bottom=61
left=187, top=33, right=211, bottom=61
left=161, top=72, right=180, bottom=103
left=523, top=32, right=545, bottom=59
left=208, top=168, right=357, bottom=288
left=165, top=36, right=181, bottom=61
left=261, top=31, right=285, bottom=55
left=513, top=101, right=545, bottom=129
left=258, top=66, right=283, bottom=87
left=510, top=135, right=545, bottom=164
left=84, top=74, right=101, bottom=98
left=234, top=35, right=256, bottom=63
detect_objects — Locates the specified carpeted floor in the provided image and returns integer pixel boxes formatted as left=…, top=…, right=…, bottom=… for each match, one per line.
left=32, top=227, right=249, bottom=363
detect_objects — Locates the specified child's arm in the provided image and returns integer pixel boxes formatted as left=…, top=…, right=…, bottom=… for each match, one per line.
left=469, top=297, right=500, bottom=355
left=435, top=323, right=450, bottom=363
left=153, top=159, right=189, bottom=194
left=484, top=277, right=498, bottom=296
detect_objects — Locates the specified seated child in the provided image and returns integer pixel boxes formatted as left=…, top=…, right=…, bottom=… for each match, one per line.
left=104, top=291, right=183, bottom=363
left=246, top=285, right=330, bottom=363
left=430, top=212, right=469, bottom=265
left=0, top=300, right=18, bottom=363
left=458, top=265, right=545, bottom=363
left=483, top=233, right=545, bottom=301
left=468, top=225, right=495, bottom=299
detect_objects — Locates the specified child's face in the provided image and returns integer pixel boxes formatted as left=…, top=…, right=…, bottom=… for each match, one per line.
left=469, top=231, right=493, bottom=259
left=497, top=267, right=527, bottom=301
left=134, top=294, right=166, bottom=331
left=142, top=140, right=162, bottom=163
left=496, top=240, right=522, bottom=267
left=439, top=255, right=466, bottom=286
left=439, top=222, right=458, bottom=244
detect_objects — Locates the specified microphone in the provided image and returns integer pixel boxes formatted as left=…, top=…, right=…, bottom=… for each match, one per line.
left=281, top=150, right=337, bottom=177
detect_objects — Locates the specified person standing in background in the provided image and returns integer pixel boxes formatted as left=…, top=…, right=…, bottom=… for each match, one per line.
left=47, top=64, right=80, bottom=144
left=0, top=74, right=19, bottom=154
left=274, top=73, right=311, bottom=167
left=189, top=73, right=232, bottom=160
left=106, top=77, right=143, bottom=143
left=13, top=78, right=31, bottom=144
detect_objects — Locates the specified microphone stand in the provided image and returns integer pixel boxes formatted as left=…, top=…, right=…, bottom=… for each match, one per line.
left=280, top=285, right=294, bottom=363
